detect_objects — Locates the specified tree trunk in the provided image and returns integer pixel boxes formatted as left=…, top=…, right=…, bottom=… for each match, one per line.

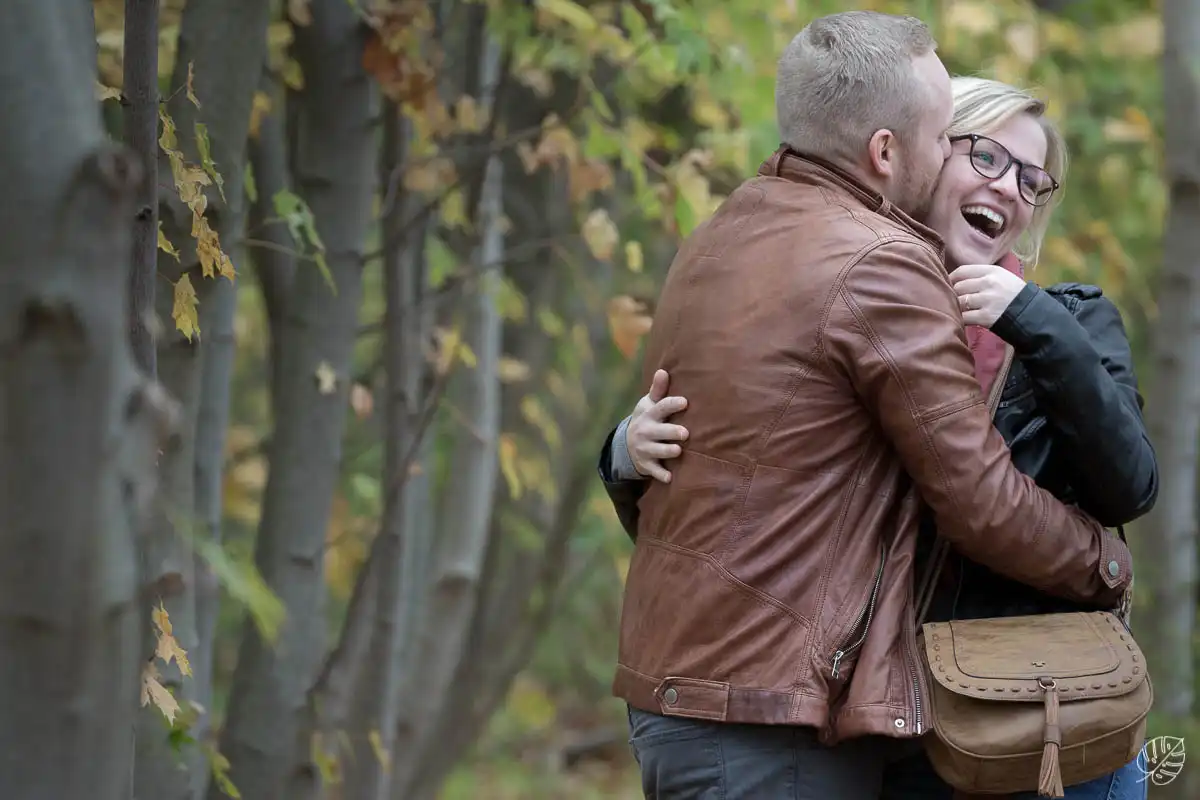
left=191, top=218, right=244, bottom=798
left=246, top=69, right=296, bottom=400
left=0, top=1, right=174, bottom=796
left=389, top=22, right=506, bottom=793
left=122, top=0, right=159, bottom=377
left=135, top=1, right=270, bottom=797
left=214, top=0, right=377, bottom=795
left=1142, top=3, right=1200, bottom=798
left=338, top=103, right=437, bottom=800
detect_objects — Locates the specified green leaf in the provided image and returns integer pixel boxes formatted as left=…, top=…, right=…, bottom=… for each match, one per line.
left=674, top=190, right=698, bottom=238
left=243, top=163, right=257, bottom=203
left=193, top=123, right=226, bottom=202
left=272, top=189, right=336, bottom=294
left=184, top=523, right=285, bottom=645
left=535, top=0, right=597, bottom=33
left=426, top=235, right=456, bottom=289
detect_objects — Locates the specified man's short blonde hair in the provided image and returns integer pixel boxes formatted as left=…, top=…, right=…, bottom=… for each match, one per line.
left=776, top=12, right=937, bottom=166
left=948, top=77, right=1068, bottom=268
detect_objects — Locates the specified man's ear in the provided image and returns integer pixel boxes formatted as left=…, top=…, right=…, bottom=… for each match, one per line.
left=867, top=129, right=896, bottom=179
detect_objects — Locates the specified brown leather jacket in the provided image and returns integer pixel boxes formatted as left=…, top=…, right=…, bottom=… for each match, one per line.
left=613, top=147, right=1134, bottom=743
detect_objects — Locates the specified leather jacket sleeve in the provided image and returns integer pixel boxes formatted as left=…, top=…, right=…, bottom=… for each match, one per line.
left=992, top=282, right=1159, bottom=526
left=824, top=239, right=1131, bottom=607
left=596, top=423, right=647, bottom=543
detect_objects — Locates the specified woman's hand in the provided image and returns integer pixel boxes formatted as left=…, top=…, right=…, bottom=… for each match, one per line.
left=626, top=369, right=690, bottom=483
left=949, top=263, right=1028, bottom=328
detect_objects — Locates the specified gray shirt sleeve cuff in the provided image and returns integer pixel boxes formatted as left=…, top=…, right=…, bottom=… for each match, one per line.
left=610, top=415, right=646, bottom=481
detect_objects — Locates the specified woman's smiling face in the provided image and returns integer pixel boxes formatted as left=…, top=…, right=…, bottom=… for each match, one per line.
left=924, top=112, right=1050, bottom=270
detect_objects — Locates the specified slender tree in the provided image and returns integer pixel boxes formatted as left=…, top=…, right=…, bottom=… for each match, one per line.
left=0, top=1, right=175, bottom=796
left=1142, top=1, right=1200, bottom=797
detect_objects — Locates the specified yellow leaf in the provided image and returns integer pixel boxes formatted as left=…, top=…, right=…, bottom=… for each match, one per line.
left=350, top=383, right=374, bottom=419
left=455, top=95, right=485, bottom=134
left=152, top=603, right=192, bottom=676
left=625, top=241, right=643, bottom=273
left=158, top=221, right=180, bottom=261
left=568, top=158, right=614, bottom=203
left=944, top=1, right=999, bottom=36
left=535, top=0, right=598, bottom=32
left=533, top=120, right=579, bottom=166
left=193, top=214, right=232, bottom=279
left=1042, top=235, right=1087, bottom=273
left=141, top=662, right=180, bottom=724
left=515, top=142, right=540, bottom=175
left=515, top=66, right=553, bottom=98
left=432, top=327, right=477, bottom=374
left=311, top=732, right=342, bottom=784
left=314, top=361, right=338, bottom=395
left=607, top=295, right=652, bottom=359
left=185, top=61, right=200, bottom=107
left=158, top=107, right=179, bottom=153
left=95, top=81, right=121, bottom=102
left=1096, top=14, right=1161, bottom=60
left=219, top=252, right=236, bottom=281
left=440, top=188, right=468, bottom=230
left=281, top=58, right=305, bottom=91
left=506, top=676, right=557, bottom=729
left=458, top=341, right=477, bottom=368
left=173, top=275, right=200, bottom=340
left=1005, top=23, right=1038, bottom=66
left=288, top=0, right=313, bottom=26
left=498, top=434, right=523, bottom=499
left=1040, top=18, right=1086, bottom=57
left=581, top=208, right=619, bottom=261
left=520, top=395, right=561, bottom=451
left=614, top=553, right=630, bottom=584
left=248, top=90, right=273, bottom=140
left=692, top=89, right=727, bottom=129
left=404, top=157, right=456, bottom=194
left=1103, top=107, right=1155, bottom=144
left=368, top=730, right=390, bottom=772
left=497, top=356, right=532, bottom=383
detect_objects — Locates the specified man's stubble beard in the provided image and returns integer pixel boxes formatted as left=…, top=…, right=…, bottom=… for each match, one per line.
left=900, top=162, right=939, bottom=223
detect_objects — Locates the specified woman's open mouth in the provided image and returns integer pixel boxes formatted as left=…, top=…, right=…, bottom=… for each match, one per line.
left=960, top=204, right=1007, bottom=240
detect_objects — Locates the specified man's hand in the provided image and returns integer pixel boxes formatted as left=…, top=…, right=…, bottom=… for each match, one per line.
left=627, top=369, right=690, bottom=483
left=950, top=263, right=1028, bottom=328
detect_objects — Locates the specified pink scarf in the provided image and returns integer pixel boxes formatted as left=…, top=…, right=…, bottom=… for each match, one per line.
left=965, top=252, right=1023, bottom=397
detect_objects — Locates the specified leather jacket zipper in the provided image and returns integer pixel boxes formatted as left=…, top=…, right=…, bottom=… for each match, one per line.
left=831, top=543, right=887, bottom=679
left=906, top=622, right=924, bottom=735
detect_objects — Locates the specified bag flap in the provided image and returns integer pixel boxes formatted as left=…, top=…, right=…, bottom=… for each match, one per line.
left=921, top=612, right=1147, bottom=702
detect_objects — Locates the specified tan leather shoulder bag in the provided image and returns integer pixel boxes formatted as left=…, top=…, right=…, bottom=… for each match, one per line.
left=915, top=345, right=1151, bottom=798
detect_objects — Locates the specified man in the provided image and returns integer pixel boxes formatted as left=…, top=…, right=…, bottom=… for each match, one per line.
left=604, top=11, right=1134, bottom=799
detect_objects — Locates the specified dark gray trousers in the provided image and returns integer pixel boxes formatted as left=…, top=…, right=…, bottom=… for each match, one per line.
left=626, top=706, right=953, bottom=800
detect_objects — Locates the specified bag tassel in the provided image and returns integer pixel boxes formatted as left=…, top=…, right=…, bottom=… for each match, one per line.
left=1037, top=678, right=1064, bottom=798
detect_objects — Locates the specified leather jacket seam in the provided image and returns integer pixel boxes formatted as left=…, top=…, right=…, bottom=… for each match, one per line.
left=791, top=445, right=873, bottom=690
left=641, top=536, right=813, bottom=627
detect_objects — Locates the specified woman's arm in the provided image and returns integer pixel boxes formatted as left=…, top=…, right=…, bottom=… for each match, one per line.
left=596, top=370, right=690, bottom=542
left=597, top=418, right=649, bottom=542
left=991, top=282, right=1159, bottom=526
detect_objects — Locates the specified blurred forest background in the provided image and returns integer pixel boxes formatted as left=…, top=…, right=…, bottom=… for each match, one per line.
left=2, top=0, right=1198, bottom=798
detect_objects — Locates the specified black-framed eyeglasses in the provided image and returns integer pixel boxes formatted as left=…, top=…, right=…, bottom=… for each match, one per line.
left=949, top=134, right=1059, bottom=208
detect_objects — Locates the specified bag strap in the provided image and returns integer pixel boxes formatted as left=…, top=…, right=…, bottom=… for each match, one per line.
left=914, top=344, right=1015, bottom=627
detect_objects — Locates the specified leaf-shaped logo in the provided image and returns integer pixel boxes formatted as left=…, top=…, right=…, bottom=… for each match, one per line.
left=1137, top=735, right=1186, bottom=786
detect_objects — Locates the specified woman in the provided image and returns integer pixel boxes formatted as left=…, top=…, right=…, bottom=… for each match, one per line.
left=598, top=77, right=1158, bottom=800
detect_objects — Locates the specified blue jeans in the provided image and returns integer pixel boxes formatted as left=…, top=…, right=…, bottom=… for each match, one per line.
left=1011, top=754, right=1147, bottom=800
left=627, top=706, right=1145, bottom=800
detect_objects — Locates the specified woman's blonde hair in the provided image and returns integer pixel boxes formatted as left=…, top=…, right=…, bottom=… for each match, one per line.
left=948, top=76, right=1068, bottom=268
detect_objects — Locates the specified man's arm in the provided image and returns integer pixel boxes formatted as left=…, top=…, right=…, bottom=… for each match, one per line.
left=823, top=239, right=1131, bottom=607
